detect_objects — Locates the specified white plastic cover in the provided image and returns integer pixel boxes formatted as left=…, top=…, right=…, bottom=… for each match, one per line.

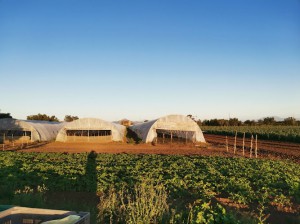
left=0, top=118, right=64, bottom=141
left=56, top=118, right=126, bottom=142
left=129, top=114, right=206, bottom=143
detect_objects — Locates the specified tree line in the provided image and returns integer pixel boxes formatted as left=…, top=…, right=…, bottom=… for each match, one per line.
left=26, top=114, right=79, bottom=122
left=0, top=112, right=78, bottom=122
left=1, top=112, right=299, bottom=126
left=198, top=117, right=300, bottom=126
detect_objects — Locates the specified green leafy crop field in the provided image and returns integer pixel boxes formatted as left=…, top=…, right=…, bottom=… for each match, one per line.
left=0, top=152, right=299, bottom=223
left=201, top=125, right=300, bottom=143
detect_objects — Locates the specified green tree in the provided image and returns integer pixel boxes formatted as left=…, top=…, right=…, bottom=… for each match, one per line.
left=229, top=118, right=241, bottom=126
left=27, top=113, right=59, bottom=122
left=0, top=113, right=12, bottom=119
left=263, top=117, right=276, bottom=125
left=64, top=115, right=79, bottom=122
left=244, top=120, right=256, bottom=126
left=196, top=119, right=202, bottom=126
left=202, top=119, right=210, bottom=126
left=210, top=119, right=220, bottom=126
left=217, top=119, right=229, bottom=126
left=283, top=117, right=297, bottom=126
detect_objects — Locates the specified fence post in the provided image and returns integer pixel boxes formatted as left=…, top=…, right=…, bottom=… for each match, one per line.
left=234, top=131, right=237, bottom=154
left=242, top=132, right=245, bottom=156
left=225, top=136, right=228, bottom=152
left=255, top=135, right=258, bottom=158
left=250, top=135, right=253, bottom=158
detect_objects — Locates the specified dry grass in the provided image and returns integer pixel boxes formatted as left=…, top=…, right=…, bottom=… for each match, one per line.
left=97, top=179, right=169, bottom=224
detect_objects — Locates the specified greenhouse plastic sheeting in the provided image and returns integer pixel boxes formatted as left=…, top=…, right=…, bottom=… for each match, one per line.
left=129, top=114, right=206, bottom=143
left=56, top=118, right=126, bottom=142
left=0, top=118, right=64, bottom=141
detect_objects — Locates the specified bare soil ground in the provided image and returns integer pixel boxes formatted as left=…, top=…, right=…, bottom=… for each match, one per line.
left=17, top=141, right=219, bottom=155
left=1, top=133, right=296, bottom=163
left=0, top=132, right=298, bottom=162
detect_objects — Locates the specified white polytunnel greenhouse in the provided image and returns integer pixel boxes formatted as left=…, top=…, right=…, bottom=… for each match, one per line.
left=129, top=114, right=206, bottom=143
left=56, top=118, right=126, bottom=143
left=0, top=118, right=64, bottom=143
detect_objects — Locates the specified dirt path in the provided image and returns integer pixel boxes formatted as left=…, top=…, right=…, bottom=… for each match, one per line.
left=18, top=142, right=224, bottom=155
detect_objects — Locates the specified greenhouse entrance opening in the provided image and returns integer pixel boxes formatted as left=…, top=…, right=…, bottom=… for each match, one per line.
left=155, top=129, right=195, bottom=144
left=65, top=130, right=112, bottom=142
left=0, top=130, right=31, bottom=144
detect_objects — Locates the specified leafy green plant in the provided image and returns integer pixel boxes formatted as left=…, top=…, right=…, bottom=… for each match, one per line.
left=256, top=188, right=270, bottom=224
left=187, top=200, right=241, bottom=224
left=0, top=152, right=299, bottom=223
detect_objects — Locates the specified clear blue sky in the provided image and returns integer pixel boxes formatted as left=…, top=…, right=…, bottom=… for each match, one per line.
left=1, top=0, right=299, bottom=121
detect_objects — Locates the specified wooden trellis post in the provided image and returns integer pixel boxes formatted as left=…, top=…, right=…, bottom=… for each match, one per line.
left=250, top=135, right=253, bottom=158
left=242, top=132, right=245, bottom=156
left=255, top=134, right=258, bottom=158
left=225, top=136, right=228, bottom=152
left=234, top=131, right=237, bottom=154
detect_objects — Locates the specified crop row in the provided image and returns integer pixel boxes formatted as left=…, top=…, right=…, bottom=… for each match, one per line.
left=201, top=125, right=300, bottom=143
left=0, top=152, right=299, bottom=205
